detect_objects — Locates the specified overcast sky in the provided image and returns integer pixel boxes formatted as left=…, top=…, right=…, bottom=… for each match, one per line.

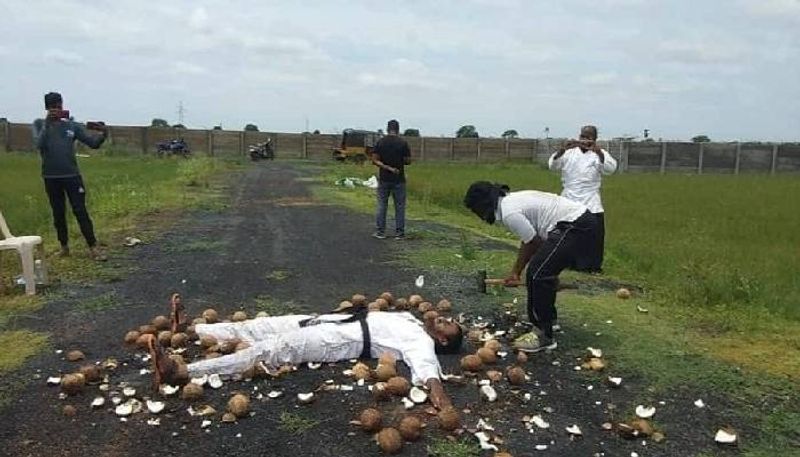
left=1, top=0, right=798, bottom=140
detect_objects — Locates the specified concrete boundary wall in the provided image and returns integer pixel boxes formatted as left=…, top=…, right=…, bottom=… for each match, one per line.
left=2, top=122, right=798, bottom=173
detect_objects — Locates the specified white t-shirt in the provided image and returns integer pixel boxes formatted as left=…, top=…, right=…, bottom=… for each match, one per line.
left=548, top=147, right=617, bottom=213
left=496, top=191, right=587, bottom=244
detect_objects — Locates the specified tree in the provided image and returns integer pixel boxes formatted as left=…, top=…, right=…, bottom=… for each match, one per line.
left=403, top=128, right=420, bottom=137
left=213, top=125, right=222, bottom=130
left=244, top=124, right=259, bottom=132
left=151, top=118, right=169, bottom=128
left=456, top=125, right=479, bottom=138
left=173, top=123, right=186, bottom=129
left=501, top=129, right=519, bottom=139
left=313, top=129, right=321, bottom=134
left=692, top=135, right=711, bottom=143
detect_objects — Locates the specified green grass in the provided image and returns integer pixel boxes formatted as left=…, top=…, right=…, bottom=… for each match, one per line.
left=252, top=295, right=305, bottom=315
left=265, top=269, right=292, bottom=281
left=314, top=160, right=800, bottom=457
left=0, top=331, right=49, bottom=372
left=427, top=438, right=480, bottom=457
left=0, top=152, right=237, bottom=375
left=278, top=411, right=319, bottom=435
left=76, top=291, right=118, bottom=312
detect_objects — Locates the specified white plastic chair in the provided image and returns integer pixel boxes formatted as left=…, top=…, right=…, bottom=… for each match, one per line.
left=0, top=210, right=47, bottom=295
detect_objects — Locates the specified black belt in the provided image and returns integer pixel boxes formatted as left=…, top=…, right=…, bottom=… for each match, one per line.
left=298, top=310, right=371, bottom=360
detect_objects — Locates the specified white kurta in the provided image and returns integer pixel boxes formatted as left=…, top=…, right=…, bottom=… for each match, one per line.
left=189, top=312, right=441, bottom=385
left=548, top=147, right=617, bottom=213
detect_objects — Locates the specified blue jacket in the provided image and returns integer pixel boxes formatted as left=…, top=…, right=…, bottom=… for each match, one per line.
left=32, top=118, right=105, bottom=178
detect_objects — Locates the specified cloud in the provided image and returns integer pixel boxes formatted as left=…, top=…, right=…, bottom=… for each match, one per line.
left=741, top=0, right=800, bottom=17
left=580, top=72, right=618, bottom=86
left=169, top=61, right=207, bottom=76
left=657, top=40, right=742, bottom=64
left=357, top=58, right=450, bottom=90
left=189, top=7, right=210, bottom=32
left=43, top=49, right=85, bottom=66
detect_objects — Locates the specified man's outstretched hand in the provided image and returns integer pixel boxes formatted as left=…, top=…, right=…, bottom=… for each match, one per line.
left=427, top=379, right=452, bottom=410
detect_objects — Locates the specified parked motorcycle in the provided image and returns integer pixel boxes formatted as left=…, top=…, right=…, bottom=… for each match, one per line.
left=156, top=139, right=191, bottom=158
left=249, top=139, right=274, bottom=161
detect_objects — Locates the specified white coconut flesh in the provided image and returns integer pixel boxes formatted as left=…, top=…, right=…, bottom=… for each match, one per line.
left=160, top=385, right=180, bottom=396
left=409, top=387, right=427, bottom=404
left=307, top=362, right=322, bottom=370
left=200, top=420, right=211, bottom=429
left=473, top=431, right=498, bottom=451
left=480, top=385, right=497, bottom=402
left=532, top=415, right=550, bottom=429
left=191, top=375, right=208, bottom=386
left=208, top=374, right=223, bottom=389
left=401, top=397, right=415, bottom=409
left=608, top=377, right=623, bottom=387
left=476, top=418, right=494, bottom=431
left=147, top=418, right=160, bottom=426
left=587, top=347, right=603, bottom=358
left=565, top=424, right=583, bottom=435
left=635, top=405, right=656, bottom=419
left=297, top=392, right=314, bottom=403
left=47, top=376, right=62, bottom=385
left=715, top=429, right=737, bottom=444
left=694, top=399, right=705, bottom=408
left=147, top=400, right=165, bottom=414
left=267, top=390, right=283, bottom=399
left=91, top=397, right=105, bottom=408
left=122, top=387, right=136, bottom=397
left=111, top=396, right=123, bottom=405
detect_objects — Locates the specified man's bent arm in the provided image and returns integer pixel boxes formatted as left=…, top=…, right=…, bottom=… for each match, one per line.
left=510, top=238, right=541, bottom=279
left=426, top=378, right=451, bottom=409
left=75, top=123, right=106, bottom=149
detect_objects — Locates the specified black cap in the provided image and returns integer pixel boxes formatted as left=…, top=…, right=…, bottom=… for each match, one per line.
left=44, top=92, right=62, bottom=109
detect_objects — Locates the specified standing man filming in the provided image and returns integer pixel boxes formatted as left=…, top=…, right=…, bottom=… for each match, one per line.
left=371, top=119, right=411, bottom=240
left=32, top=92, right=108, bottom=261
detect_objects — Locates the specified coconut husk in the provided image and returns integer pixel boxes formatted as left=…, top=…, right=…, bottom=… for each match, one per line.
left=436, top=299, right=452, bottom=312
left=170, top=332, right=188, bottom=348
left=374, top=363, right=397, bottom=382
left=351, top=294, right=367, bottom=306
left=417, top=302, right=434, bottom=314
left=201, top=309, right=219, bottom=323
left=123, top=331, right=140, bottom=345
left=483, top=339, right=502, bottom=352
left=438, top=406, right=460, bottom=431
left=359, top=408, right=382, bottom=432
left=152, top=315, right=170, bottom=331
left=377, top=428, right=403, bottom=454
left=157, top=330, right=173, bottom=347
left=79, top=365, right=102, bottom=383
left=227, top=393, right=250, bottom=418
left=460, top=354, right=483, bottom=372
left=232, top=311, right=247, bottom=322
left=394, top=298, right=409, bottom=310
left=408, top=295, right=424, bottom=308
left=476, top=347, right=497, bottom=364
left=66, top=350, right=85, bottom=362
left=398, top=415, right=422, bottom=441
left=352, top=362, right=371, bottom=380
left=199, top=335, right=217, bottom=349
left=138, top=325, right=157, bottom=335
left=385, top=377, right=410, bottom=396
left=375, top=298, right=390, bottom=311
left=378, top=352, right=397, bottom=367
left=61, top=373, right=85, bottom=395
left=181, top=383, right=203, bottom=401
left=379, top=292, right=393, bottom=304
left=506, top=366, right=525, bottom=385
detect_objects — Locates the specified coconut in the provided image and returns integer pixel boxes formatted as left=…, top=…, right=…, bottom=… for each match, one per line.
left=409, top=386, right=428, bottom=404
left=232, top=311, right=247, bottom=322
left=379, top=292, right=394, bottom=304
left=483, top=339, right=502, bottom=352
left=61, top=373, right=85, bottom=395
left=227, top=393, right=250, bottom=418
left=66, top=350, right=85, bottom=362
left=157, top=330, right=173, bottom=347
left=438, top=406, right=460, bottom=431
left=616, top=288, right=631, bottom=299
left=63, top=404, right=77, bottom=417
left=123, top=330, right=140, bottom=345
left=335, top=300, right=354, bottom=312
left=199, top=335, right=218, bottom=349
left=134, top=334, right=151, bottom=349
left=374, top=363, right=397, bottom=382
left=359, top=408, right=382, bottom=432
left=398, top=415, right=423, bottom=441
left=477, top=347, right=497, bottom=364
left=138, top=324, right=157, bottom=335
left=255, top=311, right=269, bottom=318
left=506, top=366, right=526, bottom=385
left=201, top=308, right=219, bottom=323
left=222, top=412, right=237, bottom=423
left=368, top=302, right=382, bottom=312
left=192, top=317, right=207, bottom=326
left=351, top=294, right=367, bottom=306
left=375, top=298, right=390, bottom=311
left=394, top=298, right=409, bottom=310
left=152, top=315, right=170, bottom=330
left=352, top=362, right=371, bottom=380
left=170, top=332, right=188, bottom=348
left=235, top=341, right=250, bottom=352
left=372, top=382, right=390, bottom=401
left=377, top=428, right=403, bottom=454
left=436, top=299, right=452, bottom=312
left=408, top=295, right=423, bottom=308
left=460, top=354, right=483, bottom=372
left=385, top=377, right=410, bottom=396
left=186, top=325, right=198, bottom=340
left=378, top=352, right=397, bottom=366
left=78, top=364, right=102, bottom=383
left=181, top=383, right=204, bottom=401
left=516, top=351, right=528, bottom=364
left=422, top=311, right=439, bottom=323
left=486, top=370, right=503, bottom=382
left=417, top=302, right=434, bottom=313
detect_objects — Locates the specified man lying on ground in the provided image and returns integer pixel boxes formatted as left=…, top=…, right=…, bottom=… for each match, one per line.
left=145, top=310, right=463, bottom=409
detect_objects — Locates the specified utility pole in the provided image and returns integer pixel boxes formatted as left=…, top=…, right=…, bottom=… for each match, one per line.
left=177, top=101, right=185, bottom=125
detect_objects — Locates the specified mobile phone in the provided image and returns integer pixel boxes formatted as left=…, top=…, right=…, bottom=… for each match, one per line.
left=53, top=109, right=70, bottom=119
left=86, top=121, right=106, bottom=131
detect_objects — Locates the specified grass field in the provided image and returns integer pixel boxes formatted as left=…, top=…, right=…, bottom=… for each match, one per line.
left=0, top=152, right=237, bottom=373
left=315, top=160, right=800, bottom=456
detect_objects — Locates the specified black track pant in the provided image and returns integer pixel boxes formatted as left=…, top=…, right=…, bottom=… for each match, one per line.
left=526, top=211, right=596, bottom=338
left=44, top=176, right=97, bottom=247
left=573, top=212, right=605, bottom=273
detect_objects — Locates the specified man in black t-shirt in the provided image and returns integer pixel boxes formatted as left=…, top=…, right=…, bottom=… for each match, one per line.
left=371, top=119, right=411, bottom=239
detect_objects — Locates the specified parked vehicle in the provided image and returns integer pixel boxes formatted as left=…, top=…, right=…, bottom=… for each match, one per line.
left=249, top=139, right=275, bottom=161
left=156, top=139, right=191, bottom=158
left=332, top=129, right=381, bottom=162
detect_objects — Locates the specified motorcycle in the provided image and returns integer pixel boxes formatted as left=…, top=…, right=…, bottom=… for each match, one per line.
left=249, top=139, right=275, bottom=161
left=156, top=139, right=191, bottom=158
